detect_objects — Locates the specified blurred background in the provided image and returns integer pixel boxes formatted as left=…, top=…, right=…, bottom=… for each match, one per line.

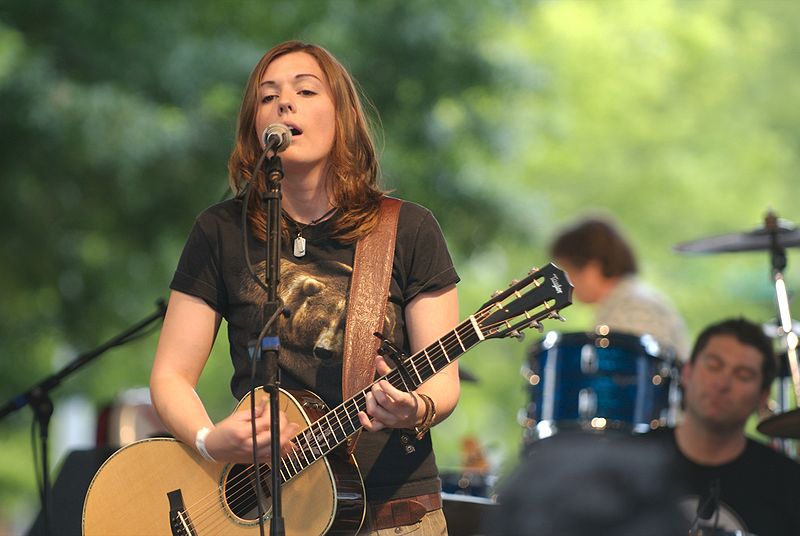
left=1, top=0, right=799, bottom=532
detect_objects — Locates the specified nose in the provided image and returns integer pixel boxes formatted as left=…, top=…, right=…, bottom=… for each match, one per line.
left=711, top=369, right=733, bottom=392
left=278, top=98, right=295, bottom=115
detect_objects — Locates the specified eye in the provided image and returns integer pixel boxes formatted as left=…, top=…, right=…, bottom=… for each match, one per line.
left=702, top=355, right=723, bottom=371
left=298, top=89, right=317, bottom=96
left=734, top=368, right=757, bottom=382
left=261, top=94, right=278, bottom=103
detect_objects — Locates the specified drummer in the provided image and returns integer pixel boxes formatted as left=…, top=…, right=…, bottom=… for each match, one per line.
left=649, top=317, right=800, bottom=536
left=549, top=215, right=690, bottom=360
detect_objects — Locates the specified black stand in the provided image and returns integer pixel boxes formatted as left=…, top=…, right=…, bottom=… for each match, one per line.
left=0, top=299, right=167, bottom=536
left=249, top=153, right=286, bottom=536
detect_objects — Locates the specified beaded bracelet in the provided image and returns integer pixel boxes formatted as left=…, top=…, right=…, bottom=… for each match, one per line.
left=414, top=393, right=437, bottom=440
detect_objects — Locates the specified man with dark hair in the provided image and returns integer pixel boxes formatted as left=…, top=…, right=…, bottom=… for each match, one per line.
left=653, top=317, right=800, bottom=536
left=550, top=215, right=690, bottom=359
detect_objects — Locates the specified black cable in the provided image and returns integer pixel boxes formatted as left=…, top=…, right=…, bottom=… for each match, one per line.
left=241, top=181, right=270, bottom=295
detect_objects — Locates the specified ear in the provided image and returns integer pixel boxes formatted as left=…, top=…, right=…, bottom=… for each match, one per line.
left=757, top=388, right=770, bottom=410
left=680, top=361, right=692, bottom=388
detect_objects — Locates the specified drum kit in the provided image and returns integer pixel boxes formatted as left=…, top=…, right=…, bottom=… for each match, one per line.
left=520, top=210, right=800, bottom=444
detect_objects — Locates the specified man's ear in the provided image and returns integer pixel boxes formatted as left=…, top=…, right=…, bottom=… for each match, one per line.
left=757, top=388, right=771, bottom=411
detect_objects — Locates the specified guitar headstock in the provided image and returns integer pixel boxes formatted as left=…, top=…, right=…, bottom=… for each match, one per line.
left=475, top=263, right=573, bottom=340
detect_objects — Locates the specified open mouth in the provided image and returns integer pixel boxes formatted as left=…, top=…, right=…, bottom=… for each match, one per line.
left=288, top=126, right=302, bottom=136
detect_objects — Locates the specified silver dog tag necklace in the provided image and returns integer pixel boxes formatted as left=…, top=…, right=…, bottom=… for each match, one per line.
left=288, top=206, right=337, bottom=258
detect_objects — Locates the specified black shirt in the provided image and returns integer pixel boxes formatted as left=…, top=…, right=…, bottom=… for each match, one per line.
left=649, top=427, right=800, bottom=536
left=171, top=197, right=460, bottom=501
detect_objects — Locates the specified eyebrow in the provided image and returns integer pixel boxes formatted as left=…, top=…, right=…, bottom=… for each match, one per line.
left=259, top=74, right=323, bottom=87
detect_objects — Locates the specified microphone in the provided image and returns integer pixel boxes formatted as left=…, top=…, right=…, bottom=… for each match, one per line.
left=689, top=478, right=720, bottom=535
left=262, top=123, right=292, bottom=154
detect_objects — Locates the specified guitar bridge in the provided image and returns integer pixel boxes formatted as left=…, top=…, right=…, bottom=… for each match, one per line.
left=167, top=489, right=197, bottom=536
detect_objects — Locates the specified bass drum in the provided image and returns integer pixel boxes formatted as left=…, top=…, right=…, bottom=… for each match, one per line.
left=520, top=330, right=679, bottom=443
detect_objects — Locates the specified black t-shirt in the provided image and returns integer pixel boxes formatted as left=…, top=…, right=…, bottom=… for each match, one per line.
left=170, top=197, right=460, bottom=501
left=649, top=427, right=800, bottom=536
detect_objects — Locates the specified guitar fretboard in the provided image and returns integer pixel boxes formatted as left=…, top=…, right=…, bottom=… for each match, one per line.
left=276, top=316, right=483, bottom=483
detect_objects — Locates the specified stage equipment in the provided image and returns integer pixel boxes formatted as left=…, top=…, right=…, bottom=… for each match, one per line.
left=676, top=211, right=800, bottom=439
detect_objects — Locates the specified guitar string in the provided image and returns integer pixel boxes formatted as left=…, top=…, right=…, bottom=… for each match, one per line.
left=180, top=321, right=473, bottom=532
left=182, top=308, right=498, bottom=532
left=180, top=286, right=557, bottom=532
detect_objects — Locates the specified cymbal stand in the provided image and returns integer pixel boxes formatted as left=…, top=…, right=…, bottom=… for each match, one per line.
left=767, top=212, right=800, bottom=404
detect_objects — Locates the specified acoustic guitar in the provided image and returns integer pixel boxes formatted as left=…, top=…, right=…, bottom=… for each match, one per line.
left=83, top=263, right=572, bottom=535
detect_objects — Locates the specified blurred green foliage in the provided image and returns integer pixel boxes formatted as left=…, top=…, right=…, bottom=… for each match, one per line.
left=1, top=0, right=799, bottom=529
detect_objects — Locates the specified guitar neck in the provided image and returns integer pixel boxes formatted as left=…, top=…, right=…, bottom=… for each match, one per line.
left=277, top=317, right=482, bottom=483
left=276, top=262, right=572, bottom=484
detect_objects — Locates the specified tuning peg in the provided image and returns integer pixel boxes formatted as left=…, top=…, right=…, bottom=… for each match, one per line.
left=509, top=279, right=520, bottom=287
left=548, top=312, right=566, bottom=322
left=529, top=320, right=544, bottom=333
left=491, top=290, right=502, bottom=298
left=509, top=330, right=525, bottom=341
left=527, top=266, right=540, bottom=275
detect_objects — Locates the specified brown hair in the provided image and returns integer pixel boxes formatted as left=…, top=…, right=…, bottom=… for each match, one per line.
left=689, top=317, right=776, bottom=392
left=549, top=216, right=638, bottom=278
left=227, top=41, right=385, bottom=243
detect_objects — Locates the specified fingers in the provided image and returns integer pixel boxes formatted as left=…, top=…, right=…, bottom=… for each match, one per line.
left=208, top=403, right=301, bottom=463
left=362, top=381, right=417, bottom=431
left=374, top=355, right=393, bottom=376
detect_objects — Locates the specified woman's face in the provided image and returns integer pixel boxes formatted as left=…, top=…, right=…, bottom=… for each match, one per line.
left=255, top=51, right=336, bottom=178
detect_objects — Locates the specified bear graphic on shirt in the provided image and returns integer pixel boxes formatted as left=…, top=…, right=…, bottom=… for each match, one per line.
left=243, top=258, right=397, bottom=376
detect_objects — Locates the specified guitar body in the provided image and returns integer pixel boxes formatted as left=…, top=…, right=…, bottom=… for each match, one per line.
left=83, top=388, right=365, bottom=536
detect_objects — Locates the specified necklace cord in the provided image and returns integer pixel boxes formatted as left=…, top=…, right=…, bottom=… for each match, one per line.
left=284, top=206, right=338, bottom=237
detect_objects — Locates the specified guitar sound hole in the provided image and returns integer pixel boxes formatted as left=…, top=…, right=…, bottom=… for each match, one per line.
left=223, top=463, right=273, bottom=520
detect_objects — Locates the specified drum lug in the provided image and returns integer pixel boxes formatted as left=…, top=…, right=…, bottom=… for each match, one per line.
left=579, top=388, right=598, bottom=418
left=580, top=345, right=598, bottom=373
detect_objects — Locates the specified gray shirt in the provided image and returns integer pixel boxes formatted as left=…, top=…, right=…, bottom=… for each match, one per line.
left=596, top=276, right=690, bottom=361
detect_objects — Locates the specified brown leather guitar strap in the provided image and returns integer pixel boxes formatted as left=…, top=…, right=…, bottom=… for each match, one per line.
left=342, top=196, right=402, bottom=454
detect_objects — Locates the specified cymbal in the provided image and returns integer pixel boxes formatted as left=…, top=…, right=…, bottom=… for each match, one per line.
left=674, top=218, right=800, bottom=254
left=757, top=408, right=800, bottom=438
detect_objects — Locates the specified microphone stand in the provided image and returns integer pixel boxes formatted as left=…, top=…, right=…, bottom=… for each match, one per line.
left=0, top=298, right=167, bottom=536
left=254, top=152, right=286, bottom=536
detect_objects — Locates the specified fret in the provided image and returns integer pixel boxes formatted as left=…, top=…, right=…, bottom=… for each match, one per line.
left=285, top=450, right=300, bottom=474
left=281, top=457, right=294, bottom=480
left=348, top=397, right=363, bottom=425
left=325, top=411, right=347, bottom=445
left=309, top=425, right=326, bottom=455
left=297, top=430, right=313, bottom=465
left=394, top=368, right=411, bottom=392
left=322, top=413, right=339, bottom=444
left=325, top=418, right=337, bottom=448
left=438, top=339, right=450, bottom=363
left=340, top=405, right=357, bottom=435
left=332, top=409, right=346, bottom=441
left=421, top=348, right=435, bottom=376
left=454, top=328, right=467, bottom=352
left=408, top=356, right=423, bottom=384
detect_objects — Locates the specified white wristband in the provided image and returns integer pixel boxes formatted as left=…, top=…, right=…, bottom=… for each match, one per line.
left=195, top=427, right=215, bottom=462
